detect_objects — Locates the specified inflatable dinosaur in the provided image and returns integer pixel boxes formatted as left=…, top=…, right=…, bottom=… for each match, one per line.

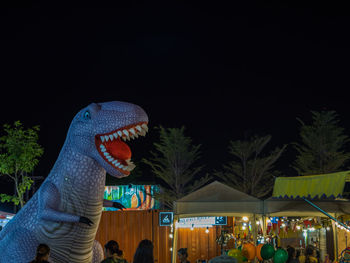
left=0, top=101, right=148, bottom=263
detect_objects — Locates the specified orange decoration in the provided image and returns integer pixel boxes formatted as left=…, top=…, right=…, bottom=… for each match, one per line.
left=256, top=243, right=264, bottom=261
left=242, top=243, right=256, bottom=260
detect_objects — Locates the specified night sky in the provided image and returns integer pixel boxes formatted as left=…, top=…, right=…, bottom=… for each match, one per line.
left=1, top=1, right=350, bottom=209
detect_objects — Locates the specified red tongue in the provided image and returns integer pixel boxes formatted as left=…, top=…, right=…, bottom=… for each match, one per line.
left=106, top=139, right=131, bottom=161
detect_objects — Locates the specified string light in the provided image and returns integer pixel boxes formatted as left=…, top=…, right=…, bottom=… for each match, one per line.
left=205, top=227, right=209, bottom=234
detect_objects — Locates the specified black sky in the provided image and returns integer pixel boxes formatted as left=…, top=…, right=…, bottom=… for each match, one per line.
left=1, top=1, right=350, bottom=201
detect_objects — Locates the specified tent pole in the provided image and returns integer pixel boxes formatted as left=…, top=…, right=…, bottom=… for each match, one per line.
left=252, top=214, right=258, bottom=263
left=172, top=215, right=179, bottom=263
left=262, top=215, right=267, bottom=238
left=302, top=198, right=350, bottom=230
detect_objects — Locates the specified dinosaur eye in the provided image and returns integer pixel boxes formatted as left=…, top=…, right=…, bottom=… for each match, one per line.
left=83, top=110, right=91, bottom=120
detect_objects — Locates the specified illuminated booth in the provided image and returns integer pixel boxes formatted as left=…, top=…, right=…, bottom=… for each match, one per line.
left=172, top=172, right=350, bottom=263
left=265, top=171, right=350, bottom=262
left=172, top=181, right=263, bottom=263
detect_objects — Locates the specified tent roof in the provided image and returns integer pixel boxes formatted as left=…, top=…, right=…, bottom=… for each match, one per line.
left=177, top=181, right=260, bottom=202
left=272, top=170, right=350, bottom=199
left=174, top=181, right=262, bottom=217
left=264, top=197, right=350, bottom=217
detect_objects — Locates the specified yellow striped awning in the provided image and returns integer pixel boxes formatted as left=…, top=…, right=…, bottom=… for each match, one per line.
left=272, top=171, right=350, bottom=199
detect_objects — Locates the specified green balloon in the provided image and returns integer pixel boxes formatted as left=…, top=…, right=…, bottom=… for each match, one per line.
left=228, top=249, right=243, bottom=263
left=260, top=244, right=275, bottom=260
left=273, top=248, right=288, bottom=263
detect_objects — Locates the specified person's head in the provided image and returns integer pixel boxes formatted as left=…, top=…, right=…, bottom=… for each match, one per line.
left=178, top=248, right=188, bottom=262
left=133, top=239, right=154, bottom=263
left=305, top=245, right=315, bottom=256
left=104, top=240, right=122, bottom=257
left=35, top=244, right=50, bottom=262
left=287, top=246, right=296, bottom=262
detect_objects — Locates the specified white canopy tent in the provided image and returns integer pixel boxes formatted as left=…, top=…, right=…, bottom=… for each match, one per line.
left=172, top=181, right=262, bottom=262
left=174, top=181, right=262, bottom=217
left=171, top=180, right=350, bottom=262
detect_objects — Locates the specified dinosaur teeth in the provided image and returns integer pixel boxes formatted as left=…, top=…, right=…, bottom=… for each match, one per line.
left=97, top=122, right=148, bottom=174
left=141, top=123, right=148, bottom=132
left=129, top=128, right=136, bottom=135
left=136, top=125, right=142, bottom=132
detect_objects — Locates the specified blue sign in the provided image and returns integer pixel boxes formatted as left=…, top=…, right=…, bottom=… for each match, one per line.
left=214, top=216, right=227, bottom=225
left=159, top=212, right=173, bottom=226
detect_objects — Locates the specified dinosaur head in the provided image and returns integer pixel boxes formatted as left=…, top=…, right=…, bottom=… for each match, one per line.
left=68, top=101, right=148, bottom=178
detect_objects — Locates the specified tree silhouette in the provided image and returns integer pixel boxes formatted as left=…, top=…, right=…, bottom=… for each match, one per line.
left=293, top=111, right=350, bottom=175
left=214, top=135, right=286, bottom=198
left=143, top=126, right=211, bottom=209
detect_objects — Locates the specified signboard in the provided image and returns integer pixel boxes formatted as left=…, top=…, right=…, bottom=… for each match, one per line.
left=159, top=212, right=173, bottom=226
left=177, top=216, right=227, bottom=228
left=214, top=216, right=227, bottom=225
left=103, top=185, right=160, bottom=211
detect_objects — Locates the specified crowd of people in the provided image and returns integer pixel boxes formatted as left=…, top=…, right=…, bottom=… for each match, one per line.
left=30, top=240, right=190, bottom=263
left=286, top=244, right=322, bottom=263
left=29, top=241, right=322, bottom=263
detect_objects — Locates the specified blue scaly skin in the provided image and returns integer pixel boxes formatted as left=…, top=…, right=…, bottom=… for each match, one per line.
left=0, top=101, right=148, bottom=263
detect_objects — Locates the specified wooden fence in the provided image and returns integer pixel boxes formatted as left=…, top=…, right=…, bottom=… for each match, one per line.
left=95, top=210, right=234, bottom=263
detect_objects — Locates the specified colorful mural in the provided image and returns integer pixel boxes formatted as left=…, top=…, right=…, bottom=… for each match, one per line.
left=103, top=185, right=160, bottom=211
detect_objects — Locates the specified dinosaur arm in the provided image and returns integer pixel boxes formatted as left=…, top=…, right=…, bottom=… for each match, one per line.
left=38, top=181, right=80, bottom=222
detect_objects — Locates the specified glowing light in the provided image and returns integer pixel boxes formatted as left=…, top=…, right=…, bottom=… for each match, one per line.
left=169, top=233, right=173, bottom=239
left=303, top=229, right=307, bottom=237
left=242, top=226, right=246, bottom=230
left=326, top=227, right=330, bottom=231
left=205, top=227, right=209, bottom=234
left=296, top=225, right=301, bottom=230
left=242, top=216, right=249, bottom=222
left=256, top=221, right=260, bottom=225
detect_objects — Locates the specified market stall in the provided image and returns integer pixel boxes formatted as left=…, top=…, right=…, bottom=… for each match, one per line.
left=265, top=171, right=350, bottom=262
left=172, top=181, right=263, bottom=263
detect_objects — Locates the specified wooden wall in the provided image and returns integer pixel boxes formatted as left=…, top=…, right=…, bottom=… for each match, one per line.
left=95, top=210, right=172, bottom=263
left=96, top=211, right=233, bottom=263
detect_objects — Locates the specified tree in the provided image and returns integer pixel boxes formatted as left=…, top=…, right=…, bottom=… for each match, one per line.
left=142, top=126, right=211, bottom=209
left=214, top=135, right=287, bottom=198
left=0, top=121, right=44, bottom=208
left=292, top=110, right=350, bottom=175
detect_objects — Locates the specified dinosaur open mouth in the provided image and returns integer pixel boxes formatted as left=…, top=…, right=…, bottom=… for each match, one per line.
left=95, top=122, right=148, bottom=175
